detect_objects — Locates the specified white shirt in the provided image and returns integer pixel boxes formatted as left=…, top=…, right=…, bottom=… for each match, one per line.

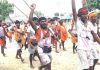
left=0, top=27, right=4, bottom=37
left=77, top=19, right=91, bottom=50
left=98, top=22, right=100, bottom=32
left=20, top=24, right=25, bottom=31
left=38, top=29, right=51, bottom=47
left=87, top=22, right=99, bottom=49
left=27, top=25, right=35, bottom=39
left=44, top=37, right=51, bottom=47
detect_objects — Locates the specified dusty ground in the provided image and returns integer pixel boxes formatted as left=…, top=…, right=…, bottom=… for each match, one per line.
left=0, top=38, right=100, bottom=70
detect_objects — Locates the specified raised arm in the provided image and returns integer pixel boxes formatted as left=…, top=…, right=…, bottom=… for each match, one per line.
left=29, top=4, right=37, bottom=30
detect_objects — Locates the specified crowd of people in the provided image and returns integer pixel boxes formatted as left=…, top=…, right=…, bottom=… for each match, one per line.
left=0, top=4, right=70, bottom=70
left=0, top=3, right=100, bottom=70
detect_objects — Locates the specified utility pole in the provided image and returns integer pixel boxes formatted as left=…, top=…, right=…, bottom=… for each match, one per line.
left=71, top=0, right=77, bottom=22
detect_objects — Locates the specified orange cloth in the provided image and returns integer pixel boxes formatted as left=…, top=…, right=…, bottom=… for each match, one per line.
left=35, top=28, right=41, bottom=42
left=71, top=36, right=77, bottom=43
left=51, top=26, right=58, bottom=44
left=60, top=25, right=68, bottom=41
left=0, top=39, right=5, bottom=47
left=35, top=28, right=49, bottom=42
left=89, top=12, right=97, bottom=18
left=22, top=26, right=27, bottom=45
left=21, top=35, right=25, bottom=45
left=7, top=31, right=12, bottom=39
left=0, top=27, right=8, bottom=47
left=14, top=27, right=19, bottom=42
left=14, top=27, right=25, bottom=45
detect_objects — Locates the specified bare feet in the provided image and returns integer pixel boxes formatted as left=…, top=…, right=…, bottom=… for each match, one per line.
left=3, top=53, right=6, bottom=57
left=21, top=59, right=24, bottom=63
left=30, top=65, right=34, bottom=68
left=97, top=62, right=100, bottom=65
left=56, top=50, right=59, bottom=53
left=63, top=48, right=66, bottom=51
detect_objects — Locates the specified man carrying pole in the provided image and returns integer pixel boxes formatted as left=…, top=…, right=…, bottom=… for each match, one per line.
left=29, top=3, right=52, bottom=70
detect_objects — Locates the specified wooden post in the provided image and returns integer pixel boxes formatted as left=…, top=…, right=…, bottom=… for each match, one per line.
left=71, top=0, right=77, bottom=22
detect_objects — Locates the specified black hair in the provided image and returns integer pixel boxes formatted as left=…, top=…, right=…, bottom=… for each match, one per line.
left=32, top=17, right=38, bottom=21
left=48, top=19, right=55, bottom=24
left=38, top=17, right=46, bottom=22
left=50, top=19, right=55, bottom=22
left=59, top=19, right=64, bottom=25
left=15, top=20, right=20, bottom=24
left=53, top=17, right=60, bottom=21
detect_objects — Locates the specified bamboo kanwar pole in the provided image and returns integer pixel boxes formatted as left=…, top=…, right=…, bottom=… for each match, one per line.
left=22, top=0, right=38, bottom=17
left=9, top=16, right=14, bottom=23
left=14, top=4, right=28, bottom=18
left=22, top=0, right=31, bottom=9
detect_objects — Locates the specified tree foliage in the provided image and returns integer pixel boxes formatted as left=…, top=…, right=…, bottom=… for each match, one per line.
left=54, top=12, right=59, bottom=17
left=86, top=0, right=100, bottom=11
left=34, top=11, right=44, bottom=17
left=0, top=0, right=14, bottom=20
left=60, top=13, right=64, bottom=16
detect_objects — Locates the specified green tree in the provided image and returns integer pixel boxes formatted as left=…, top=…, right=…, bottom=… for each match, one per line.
left=86, top=0, right=100, bottom=11
left=60, top=13, right=64, bottom=16
left=54, top=12, right=59, bottom=17
left=34, top=11, right=44, bottom=17
left=0, top=0, right=14, bottom=20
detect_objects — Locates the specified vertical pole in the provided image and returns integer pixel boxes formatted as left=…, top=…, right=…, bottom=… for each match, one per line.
left=71, top=0, right=77, bottom=22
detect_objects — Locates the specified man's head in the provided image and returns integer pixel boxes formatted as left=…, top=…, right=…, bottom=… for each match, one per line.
left=78, top=7, right=88, bottom=23
left=59, top=19, right=64, bottom=26
left=53, top=17, right=60, bottom=21
left=15, top=20, right=20, bottom=28
left=38, top=17, right=47, bottom=29
left=49, top=19, right=55, bottom=24
left=89, top=12, right=97, bottom=24
left=32, top=17, right=39, bottom=25
left=53, top=17, right=60, bottom=25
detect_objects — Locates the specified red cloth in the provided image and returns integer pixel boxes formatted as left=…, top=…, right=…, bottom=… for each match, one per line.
left=35, top=28, right=50, bottom=42
left=78, top=7, right=88, bottom=16
left=0, top=39, right=5, bottom=47
left=60, top=26, right=68, bottom=42
left=0, top=27, right=7, bottom=47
